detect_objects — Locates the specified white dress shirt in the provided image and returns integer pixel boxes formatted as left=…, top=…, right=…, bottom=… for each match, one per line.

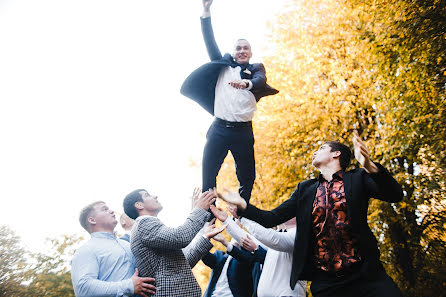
left=214, top=66, right=257, bottom=122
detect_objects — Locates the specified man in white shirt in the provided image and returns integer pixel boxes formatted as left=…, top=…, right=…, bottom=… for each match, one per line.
left=181, top=0, right=279, bottom=206
left=71, top=201, right=155, bottom=297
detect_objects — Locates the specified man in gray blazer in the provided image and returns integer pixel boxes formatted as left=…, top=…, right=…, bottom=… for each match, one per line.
left=123, top=189, right=225, bottom=297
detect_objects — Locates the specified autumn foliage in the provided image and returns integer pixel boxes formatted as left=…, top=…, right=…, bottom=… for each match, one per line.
left=202, top=0, right=446, bottom=296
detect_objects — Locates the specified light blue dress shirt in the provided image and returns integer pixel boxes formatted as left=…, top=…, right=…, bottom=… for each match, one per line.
left=71, top=232, right=135, bottom=297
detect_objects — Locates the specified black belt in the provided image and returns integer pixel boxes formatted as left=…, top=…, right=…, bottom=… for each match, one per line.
left=214, top=117, right=252, bottom=128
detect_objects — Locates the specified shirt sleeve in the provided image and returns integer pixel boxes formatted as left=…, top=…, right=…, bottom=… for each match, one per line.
left=224, top=217, right=262, bottom=247
left=240, top=218, right=295, bottom=253
left=71, top=247, right=134, bottom=297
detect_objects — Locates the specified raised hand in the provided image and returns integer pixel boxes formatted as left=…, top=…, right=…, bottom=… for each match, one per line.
left=191, top=187, right=201, bottom=210
left=131, top=268, right=156, bottom=297
left=240, top=235, right=258, bottom=252
left=210, top=205, right=228, bottom=222
left=212, top=233, right=229, bottom=247
left=203, top=219, right=228, bottom=239
left=203, top=0, right=213, bottom=11
left=226, top=203, right=240, bottom=219
left=194, top=190, right=217, bottom=211
left=216, top=188, right=247, bottom=210
left=353, top=130, right=378, bottom=173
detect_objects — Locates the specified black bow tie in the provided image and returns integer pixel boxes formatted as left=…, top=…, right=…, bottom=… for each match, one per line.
left=230, top=61, right=248, bottom=71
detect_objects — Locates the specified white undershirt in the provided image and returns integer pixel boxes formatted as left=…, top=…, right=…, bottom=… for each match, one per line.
left=214, top=66, right=257, bottom=122
left=211, top=243, right=234, bottom=297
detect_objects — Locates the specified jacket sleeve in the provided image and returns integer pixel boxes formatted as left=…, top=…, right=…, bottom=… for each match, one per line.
left=201, top=16, right=222, bottom=61
left=240, top=185, right=299, bottom=228
left=202, top=252, right=218, bottom=269
left=136, top=208, right=210, bottom=249
left=228, top=245, right=266, bottom=265
left=364, top=163, right=403, bottom=203
left=183, top=235, right=213, bottom=268
left=249, top=64, right=267, bottom=91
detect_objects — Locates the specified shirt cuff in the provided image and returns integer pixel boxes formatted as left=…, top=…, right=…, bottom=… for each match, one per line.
left=243, top=79, right=253, bottom=90
left=201, top=12, right=211, bottom=18
left=124, top=278, right=134, bottom=296
left=226, top=242, right=233, bottom=252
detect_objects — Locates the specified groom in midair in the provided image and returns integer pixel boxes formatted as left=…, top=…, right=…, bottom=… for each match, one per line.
left=181, top=0, right=278, bottom=206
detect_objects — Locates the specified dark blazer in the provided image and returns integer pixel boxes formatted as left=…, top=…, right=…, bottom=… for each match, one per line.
left=240, top=163, right=403, bottom=288
left=180, top=17, right=278, bottom=115
left=202, top=246, right=267, bottom=297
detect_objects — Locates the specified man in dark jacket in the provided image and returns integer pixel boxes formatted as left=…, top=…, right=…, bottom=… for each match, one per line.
left=181, top=0, right=278, bottom=206
left=219, top=131, right=404, bottom=297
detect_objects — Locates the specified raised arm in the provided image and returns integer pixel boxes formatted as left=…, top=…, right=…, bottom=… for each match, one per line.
left=183, top=220, right=227, bottom=268
left=353, top=131, right=403, bottom=202
left=137, top=208, right=209, bottom=250
left=240, top=217, right=295, bottom=253
left=201, top=0, right=222, bottom=61
left=218, top=189, right=298, bottom=228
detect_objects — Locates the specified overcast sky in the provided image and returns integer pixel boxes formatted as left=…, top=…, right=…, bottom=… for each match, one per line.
left=0, top=0, right=287, bottom=252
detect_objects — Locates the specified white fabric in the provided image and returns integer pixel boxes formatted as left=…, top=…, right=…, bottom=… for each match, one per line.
left=240, top=218, right=307, bottom=297
left=214, top=66, right=257, bottom=122
left=211, top=255, right=234, bottom=297
left=224, top=217, right=263, bottom=248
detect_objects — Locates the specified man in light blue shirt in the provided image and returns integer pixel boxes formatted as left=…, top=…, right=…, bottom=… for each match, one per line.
left=71, top=201, right=156, bottom=297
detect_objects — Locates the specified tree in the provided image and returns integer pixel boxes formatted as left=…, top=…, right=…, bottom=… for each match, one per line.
left=25, top=235, right=82, bottom=297
left=214, top=0, right=446, bottom=295
left=0, top=225, right=28, bottom=297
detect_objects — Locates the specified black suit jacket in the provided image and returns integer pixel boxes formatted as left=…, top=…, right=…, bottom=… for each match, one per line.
left=240, top=163, right=403, bottom=288
left=180, top=17, right=278, bottom=115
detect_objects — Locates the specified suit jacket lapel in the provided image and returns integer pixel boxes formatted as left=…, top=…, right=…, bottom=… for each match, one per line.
left=301, top=181, right=319, bottom=233
left=344, top=171, right=360, bottom=233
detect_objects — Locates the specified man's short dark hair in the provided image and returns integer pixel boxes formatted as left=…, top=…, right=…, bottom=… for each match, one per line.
left=79, top=201, right=104, bottom=233
left=324, top=141, right=352, bottom=171
left=123, top=189, right=145, bottom=220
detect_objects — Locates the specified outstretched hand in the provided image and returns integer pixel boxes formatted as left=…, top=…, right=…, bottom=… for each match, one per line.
left=212, top=233, right=229, bottom=247
left=216, top=188, right=247, bottom=210
left=240, top=235, right=258, bottom=252
left=353, top=130, right=378, bottom=173
left=228, top=80, right=248, bottom=89
left=203, top=218, right=228, bottom=239
left=194, top=190, right=217, bottom=211
left=203, top=0, right=213, bottom=11
left=210, top=205, right=228, bottom=222
left=226, top=203, right=240, bottom=219
left=131, top=268, right=156, bottom=297
left=191, top=187, right=201, bottom=210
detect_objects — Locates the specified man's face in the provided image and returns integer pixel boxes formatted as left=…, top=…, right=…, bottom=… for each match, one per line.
left=312, top=143, right=338, bottom=168
left=139, top=190, right=163, bottom=213
left=91, top=202, right=117, bottom=231
left=233, top=40, right=252, bottom=64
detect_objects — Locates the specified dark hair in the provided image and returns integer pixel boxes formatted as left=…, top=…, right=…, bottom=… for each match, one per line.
left=79, top=201, right=104, bottom=233
left=123, top=189, right=145, bottom=220
left=324, top=141, right=352, bottom=171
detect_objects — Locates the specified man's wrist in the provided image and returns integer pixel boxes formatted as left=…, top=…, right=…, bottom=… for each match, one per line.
left=243, top=79, right=252, bottom=90
left=202, top=11, right=211, bottom=18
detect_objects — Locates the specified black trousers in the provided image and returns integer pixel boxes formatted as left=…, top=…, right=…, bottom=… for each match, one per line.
left=310, top=269, right=403, bottom=297
left=202, top=119, right=255, bottom=203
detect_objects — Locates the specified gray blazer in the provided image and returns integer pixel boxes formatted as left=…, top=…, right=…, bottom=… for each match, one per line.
left=131, top=208, right=212, bottom=297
